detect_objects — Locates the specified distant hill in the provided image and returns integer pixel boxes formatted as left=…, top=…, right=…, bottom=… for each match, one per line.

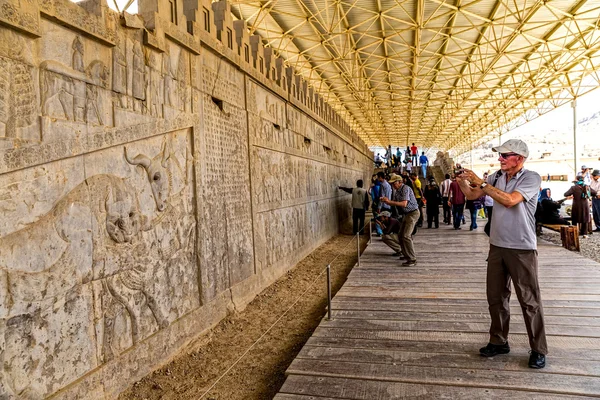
left=457, top=106, right=600, bottom=170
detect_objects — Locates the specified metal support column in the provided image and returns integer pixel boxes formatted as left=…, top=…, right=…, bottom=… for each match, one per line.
left=357, top=234, right=361, bottom=267
left=326, top=264, right=332, bottom=320
left=572, top=100, right=578, bottom=179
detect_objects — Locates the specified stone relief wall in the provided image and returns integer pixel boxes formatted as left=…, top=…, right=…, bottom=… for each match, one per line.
left=0, top=0, right=372, bottom=397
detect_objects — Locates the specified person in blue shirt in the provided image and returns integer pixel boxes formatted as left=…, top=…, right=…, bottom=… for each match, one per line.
left=419, top=152, right=429, bottom=178
left=395, top=148, right=402, bottom=167
left=370, top=176, right=383, bottom=236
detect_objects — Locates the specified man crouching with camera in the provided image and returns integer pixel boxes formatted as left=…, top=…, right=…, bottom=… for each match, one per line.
left=455, top=139, right=547, bottom=369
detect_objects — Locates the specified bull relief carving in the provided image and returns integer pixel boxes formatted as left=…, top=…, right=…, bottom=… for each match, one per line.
left=1, top=137, right=198, bottom=395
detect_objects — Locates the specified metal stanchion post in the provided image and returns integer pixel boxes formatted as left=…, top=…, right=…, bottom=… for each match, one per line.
left=326, top=264, right=332, bottom=320
left=369, top=219, right=372, bottom=245
left=357, top=234, right=361, bottom=267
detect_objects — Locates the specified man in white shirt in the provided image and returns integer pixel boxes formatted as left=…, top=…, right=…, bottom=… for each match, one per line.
left=590, top=169, right=600, bottom=232
left=440, top=173, right=452, bottom=224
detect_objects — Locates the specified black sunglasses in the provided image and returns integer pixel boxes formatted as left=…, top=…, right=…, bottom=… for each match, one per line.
left=499, top=152, right=520, bottom=159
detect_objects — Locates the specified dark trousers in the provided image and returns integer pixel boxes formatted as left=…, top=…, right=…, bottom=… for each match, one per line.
left=469, top=208, right=478, bottom=229
left=352, top=208, right=366, bottom=235
left=452, top=203, right=465, bottom=229
left=442, top=197, right=451, bottom=223
left=593, top=198, right=600, bottom=229
left=485, top=206, right=493, bottom=220
left=412, top=154, right=418, bottom=165
left=487, top=245, right=548, bottom=355
left=417, top=199, right=424, bottom=226
left=426, top=208, right=439, bottom=228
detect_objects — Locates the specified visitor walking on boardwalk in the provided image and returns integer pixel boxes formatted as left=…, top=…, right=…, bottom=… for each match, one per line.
left=448, top=175, right=465, bottom=230
left=377, top=171, right=392, bottom=215
left=338, top=180, right=370, bottom=235
left=456, top=139, right=547, bottom=369
left=424, top=177, right=442, bottom=228
left=410, top=172, right=424, bottom=227
left=410, top=143, right=418, bottom=166
left=395, top=147, right=402, bottom=168
left=466, top=195, right=484, bottom=231
left=376, top=211, right=402, bottom=256
left=440, top=174, right=452, bottom=224
left=406, top=160, right=413, bottom=174
left=581, top=165, right=592, bottom=186
left=564, top=175, right=596, bottom=237
left=419, top=152, right=429, bottom=178
left=380, top=174, right=420, bottom=266
left=590, top=170, right=600, bottom=232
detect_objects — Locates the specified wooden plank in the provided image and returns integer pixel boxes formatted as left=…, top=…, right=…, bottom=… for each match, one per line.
left=335, top=288, right=600, bottom=301
left=335, top=285, right=600, bottom=296
left=320, top=318, right=600, bottom=338
left=341, top=281, right=600, bottom=290
left=332, top=302, right=600, bottom=317
left=278, top=375, right=588, bottom=400
left=296, top=346, right=600, bottom=377
left=311, top=327, right=600, bottom=349
left=333, top=296, right=600, bottom=309
left=329, top=310, right=600, bottom=326
left=287, top=359, right=600, bottom=396
left=304, top=336, right=600, bottom=361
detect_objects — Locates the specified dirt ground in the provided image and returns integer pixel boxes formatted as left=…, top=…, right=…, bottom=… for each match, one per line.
left=119, top=233, right=369, bottom=400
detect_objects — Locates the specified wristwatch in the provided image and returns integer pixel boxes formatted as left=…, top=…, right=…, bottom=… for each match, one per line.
left=480, top=182, right=488, bottom=189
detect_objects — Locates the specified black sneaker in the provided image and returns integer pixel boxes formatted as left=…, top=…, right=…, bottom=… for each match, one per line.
left=528, top=350, right=546, bottom=369
left=401, top=259, right=417, bottom=267
left=479, top=342, right=510, bottom=357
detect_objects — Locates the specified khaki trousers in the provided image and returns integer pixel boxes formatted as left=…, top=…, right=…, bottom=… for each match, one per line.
left=487, top=245, right=548, bottom=355
left=382, top=233, right=402, bottom=254
left=399, top=210, right=419, bottom=262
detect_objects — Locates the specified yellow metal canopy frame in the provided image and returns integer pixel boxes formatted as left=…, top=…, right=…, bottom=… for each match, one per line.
left=229, top=0, right=600, bottom=153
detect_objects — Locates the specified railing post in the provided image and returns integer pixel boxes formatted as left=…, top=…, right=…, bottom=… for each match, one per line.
left=369, top=218, right=372, bottom=245
left=326, top=264, right=332, bottom=320
left=357, top=233, right=361, bottom=267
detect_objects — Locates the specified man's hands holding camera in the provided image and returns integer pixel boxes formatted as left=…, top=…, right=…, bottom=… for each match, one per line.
left=455, top=169, right=484, bottom=187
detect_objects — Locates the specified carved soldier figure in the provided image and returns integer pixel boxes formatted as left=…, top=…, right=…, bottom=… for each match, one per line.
left=132, top=42, right=145, bottom=100
left=72, top=36, right=84, bottom=72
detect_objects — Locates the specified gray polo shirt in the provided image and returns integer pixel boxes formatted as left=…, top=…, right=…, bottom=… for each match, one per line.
left=487, top=168, right=541, bottom=250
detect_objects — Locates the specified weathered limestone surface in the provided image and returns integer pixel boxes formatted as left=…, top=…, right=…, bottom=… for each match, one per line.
left=0, top=0, right=372, bottom=397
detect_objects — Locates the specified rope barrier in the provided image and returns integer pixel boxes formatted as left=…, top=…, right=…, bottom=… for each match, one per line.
left=198, top=220, right=372, bottom=398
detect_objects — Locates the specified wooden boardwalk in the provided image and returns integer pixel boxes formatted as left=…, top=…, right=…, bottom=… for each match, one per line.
left=275, top=224, right=600, bottom=399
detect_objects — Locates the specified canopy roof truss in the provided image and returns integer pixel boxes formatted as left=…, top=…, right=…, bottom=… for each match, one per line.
left=230, top=0, right=600, bottom=153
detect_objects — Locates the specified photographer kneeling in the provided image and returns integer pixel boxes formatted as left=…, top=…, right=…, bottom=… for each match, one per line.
left=376, top=211, right=402, bottom=256
left=380, top=174, right=419, bottom=267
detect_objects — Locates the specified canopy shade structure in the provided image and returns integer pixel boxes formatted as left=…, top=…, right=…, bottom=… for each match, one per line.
left=230, top=0, right=600, bottom=153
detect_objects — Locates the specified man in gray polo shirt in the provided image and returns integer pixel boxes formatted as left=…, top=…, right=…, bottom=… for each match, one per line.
left=456, top=139, right=547, bottom=369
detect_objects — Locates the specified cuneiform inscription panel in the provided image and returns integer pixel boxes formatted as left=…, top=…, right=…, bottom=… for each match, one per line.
left=197, top=93, right=253, bottom=303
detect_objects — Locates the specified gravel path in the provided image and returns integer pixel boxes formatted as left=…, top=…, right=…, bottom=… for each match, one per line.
left=540, top=229, right=600, bottom=263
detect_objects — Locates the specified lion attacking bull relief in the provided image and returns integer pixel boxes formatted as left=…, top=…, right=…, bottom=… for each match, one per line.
left=0, top=135, right=198, bottom=396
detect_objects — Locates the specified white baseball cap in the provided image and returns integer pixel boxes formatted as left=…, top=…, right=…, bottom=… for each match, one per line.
left=492, top=139, right=529, bottom=158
